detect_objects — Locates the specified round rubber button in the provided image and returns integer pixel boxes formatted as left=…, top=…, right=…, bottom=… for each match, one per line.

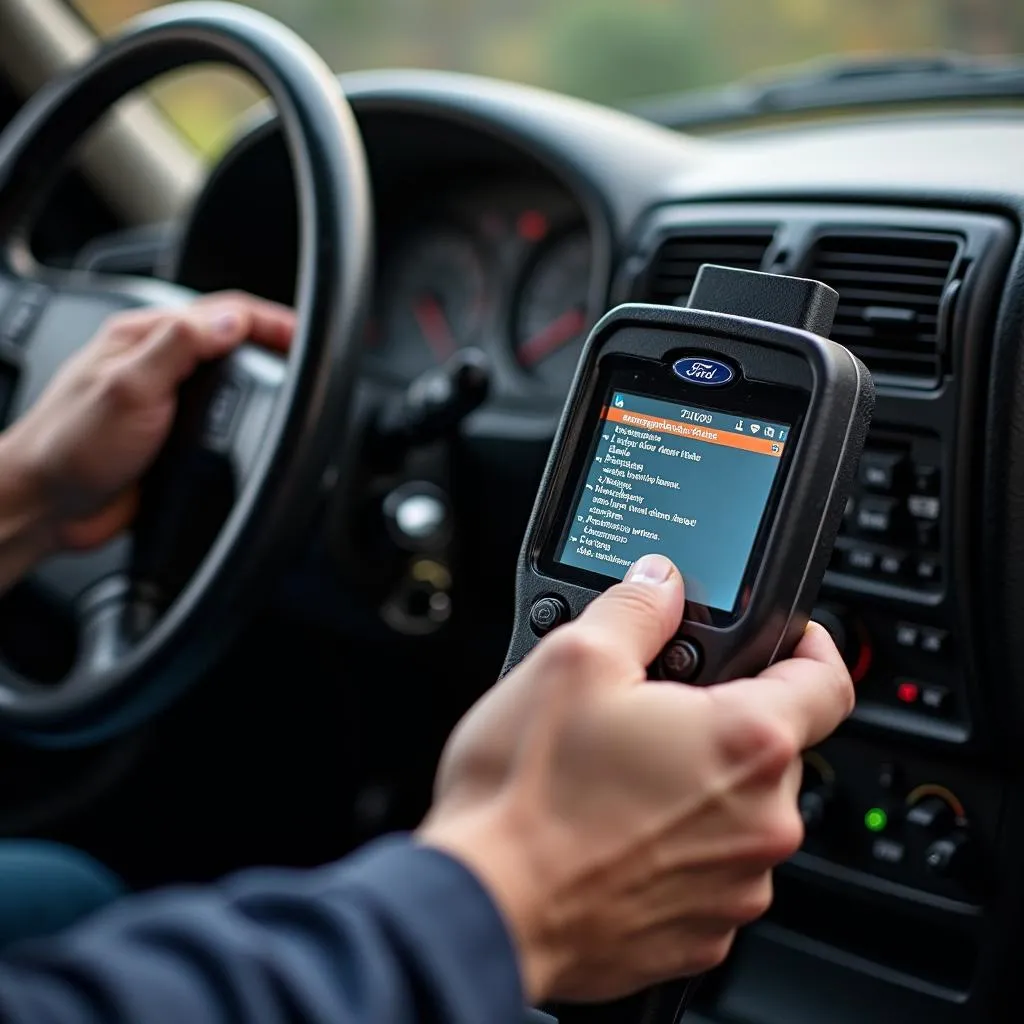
left=530, top=596, right=570, bottom=637
left=660, top=638, right=703, bottom=681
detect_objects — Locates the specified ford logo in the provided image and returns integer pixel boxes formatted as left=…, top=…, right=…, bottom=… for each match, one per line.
left=672, top=356, right=736, bottom=387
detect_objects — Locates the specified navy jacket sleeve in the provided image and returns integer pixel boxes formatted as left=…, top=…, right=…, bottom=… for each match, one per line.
left=0, top=835, right=529, bottom=1024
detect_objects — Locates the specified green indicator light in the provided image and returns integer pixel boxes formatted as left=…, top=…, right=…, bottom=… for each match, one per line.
left=864, top=807, right=888, bottom=833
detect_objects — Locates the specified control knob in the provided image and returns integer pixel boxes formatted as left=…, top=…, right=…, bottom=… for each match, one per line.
left=811, top=604, right=872, bottom=682
left=798, top=752, right=837, bottom=836
left=905, top=795, right=974, bottom=883
left=924, top=832, right=971, bottom=880
left=811, top=606, right=846, bottom=654
left=799, top=783, right=834, bottom=833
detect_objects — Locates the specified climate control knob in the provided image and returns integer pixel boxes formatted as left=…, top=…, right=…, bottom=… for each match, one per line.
left=811, top=607, right=847, bottom=655
left=811, top=604, right=872, bottom=682
left=904, top=791, right=975, bottom=885
left=799, top=783, right=834, bottom=833
left=798, top=751, right=837, bottom=837
left=925, top=831, right=971, bottom=880
left=905, top=796, right=955, bottom=834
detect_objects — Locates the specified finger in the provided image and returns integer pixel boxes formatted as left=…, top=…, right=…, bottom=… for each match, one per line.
left=197, top=293, right=296, bottom=352
left=116, top=299, right=278, bottom=388
left=58, top=488, right=139, bottom=550
left=114, top=316, right=208, bottom=391
left=712, top=625, right=854, bottom=750
left=571, top=554, right=685, bottom=673
left=778, top=619, right=850, bottom=677
left=782, top=753, right=803, bottom=801
left=106, top=295, right=295, bottom=355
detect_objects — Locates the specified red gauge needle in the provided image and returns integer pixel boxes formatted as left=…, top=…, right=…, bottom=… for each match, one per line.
left=413, top=293, right=458, bottom=363
left=518, top=307, right=587, bottom=367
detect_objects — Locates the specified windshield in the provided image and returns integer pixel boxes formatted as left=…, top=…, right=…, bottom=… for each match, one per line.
left=76, top=0, right=1024, bottom=153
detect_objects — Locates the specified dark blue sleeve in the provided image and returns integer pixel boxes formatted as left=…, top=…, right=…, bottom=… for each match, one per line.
left=0, top=835, right=527, bottom=1024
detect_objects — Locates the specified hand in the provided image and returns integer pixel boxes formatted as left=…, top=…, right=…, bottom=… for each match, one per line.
left=419, top=554, right=854, bottom=1004
left=0, top=292, right=294, bottom=554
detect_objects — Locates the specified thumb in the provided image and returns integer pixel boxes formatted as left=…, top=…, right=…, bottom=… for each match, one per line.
left=572, top=554, right=685, bottom=675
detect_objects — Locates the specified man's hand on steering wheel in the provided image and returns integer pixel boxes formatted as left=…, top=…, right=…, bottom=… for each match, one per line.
left=0, top=292, right=294, bottom=562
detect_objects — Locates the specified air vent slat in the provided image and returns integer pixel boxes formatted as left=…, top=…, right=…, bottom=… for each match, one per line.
left=804, top=232, right=960, bottom=387
left=817, top=269, right=948, bottom=289
left=641, top=228, right=776, bottom=306
left=812, top=252, right=953, bottom=272
left=831, top=287, right=944, bottom=306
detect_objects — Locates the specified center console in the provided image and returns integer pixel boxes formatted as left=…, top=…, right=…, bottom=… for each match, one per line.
left=602, top=202, right=1017, bottom=1024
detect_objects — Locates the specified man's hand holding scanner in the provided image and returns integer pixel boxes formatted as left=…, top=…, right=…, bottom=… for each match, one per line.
left=421, top=552, right=855, bottom=1005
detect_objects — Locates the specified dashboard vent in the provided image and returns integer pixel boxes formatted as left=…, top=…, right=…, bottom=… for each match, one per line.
left=643, top=228, right=775, bottom=305
left=804, top=232, right=961, bottom=386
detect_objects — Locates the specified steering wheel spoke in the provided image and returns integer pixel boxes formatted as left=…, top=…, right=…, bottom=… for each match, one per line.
left=127, top=342, right=287, bottom=609
left=200, top=344, right=288, bottom=486
left=1, top=265, right=197, bottom=421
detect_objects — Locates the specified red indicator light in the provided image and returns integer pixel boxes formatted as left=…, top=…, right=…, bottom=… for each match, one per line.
left=896, top=681, right=920, bottom=705
left=517, top=210, right=548, bottom=242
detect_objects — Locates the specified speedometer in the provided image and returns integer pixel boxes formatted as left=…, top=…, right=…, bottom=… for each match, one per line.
left=375, top=229, right=488, bottom=380
left=513, top=229, right=592, bottom=389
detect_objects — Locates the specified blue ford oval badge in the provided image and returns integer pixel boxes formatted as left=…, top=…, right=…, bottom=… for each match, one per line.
left=672, top=356, right=735, bottom=387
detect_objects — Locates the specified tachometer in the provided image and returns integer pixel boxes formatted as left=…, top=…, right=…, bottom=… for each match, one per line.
left=513, top=229, right=592, bottom=389
left=375, top=229, right=488, bottom=379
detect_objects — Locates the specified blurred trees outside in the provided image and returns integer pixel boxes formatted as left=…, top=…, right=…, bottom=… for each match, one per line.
left=78, top=0, right=1024, bottom=155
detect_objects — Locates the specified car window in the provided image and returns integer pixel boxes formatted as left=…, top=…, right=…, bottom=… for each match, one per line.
left=74, top=0, right=1024, bottom=157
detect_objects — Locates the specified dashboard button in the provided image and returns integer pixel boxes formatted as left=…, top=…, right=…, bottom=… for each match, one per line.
left=856, top=497, right=897, bottom=536
left=871, top=837, right=905, bottom=865
left=860, top=452, right=905, bottom=492
left=0, top=284, right=48, bottom=348
left=660, top=638, right=703, bottom=682
left=913, top=464, right=940, bottom=494
left=915, top=520, right=940, bottom=550
left=879, top=550, right=907, bottom=577
left=204, top=378, right=246, bottom=448
left=530, top=596, right=570, bottom=636
left=896, top=679, right=920, bottom=705
left=878, top=762, right=899, bottom=790
left=915, top=557, right=942, bottom=584
left=921, top=685, right=952, bottom=713
left=920, top=628, right=948, bottom=655
left=845, top=547, right=877, bottom=573
left=908, top=494, right=941, bottom=521
left=896, top=623, right=920, bottom=648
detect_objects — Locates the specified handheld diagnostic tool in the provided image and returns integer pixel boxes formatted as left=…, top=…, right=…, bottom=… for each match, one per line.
left=502, top=264, right=874, bottom=691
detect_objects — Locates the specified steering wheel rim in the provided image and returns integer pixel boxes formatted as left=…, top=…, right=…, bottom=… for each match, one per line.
left=0, top=2, right=372, bottom=743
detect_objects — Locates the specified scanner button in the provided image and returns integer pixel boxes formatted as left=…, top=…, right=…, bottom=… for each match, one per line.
left=530, top=596, right=570, bottom=637
left=660, top=639, right=703, bottom=682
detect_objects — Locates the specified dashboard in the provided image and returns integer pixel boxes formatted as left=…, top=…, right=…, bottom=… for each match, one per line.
left=368, top=183, right=592, bottom=396
left=157, top=70, right=1024, bottom=1024
left=170, top=103, right=611, bottom=405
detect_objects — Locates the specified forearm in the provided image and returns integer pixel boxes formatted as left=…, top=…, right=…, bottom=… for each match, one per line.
left=0, top=836, right=527, bottom=1024
left=0, top=433, right=55, bottom=594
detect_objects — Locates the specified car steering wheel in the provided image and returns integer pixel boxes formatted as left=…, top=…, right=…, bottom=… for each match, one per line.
left=0, top=2, right=371, bottom=745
